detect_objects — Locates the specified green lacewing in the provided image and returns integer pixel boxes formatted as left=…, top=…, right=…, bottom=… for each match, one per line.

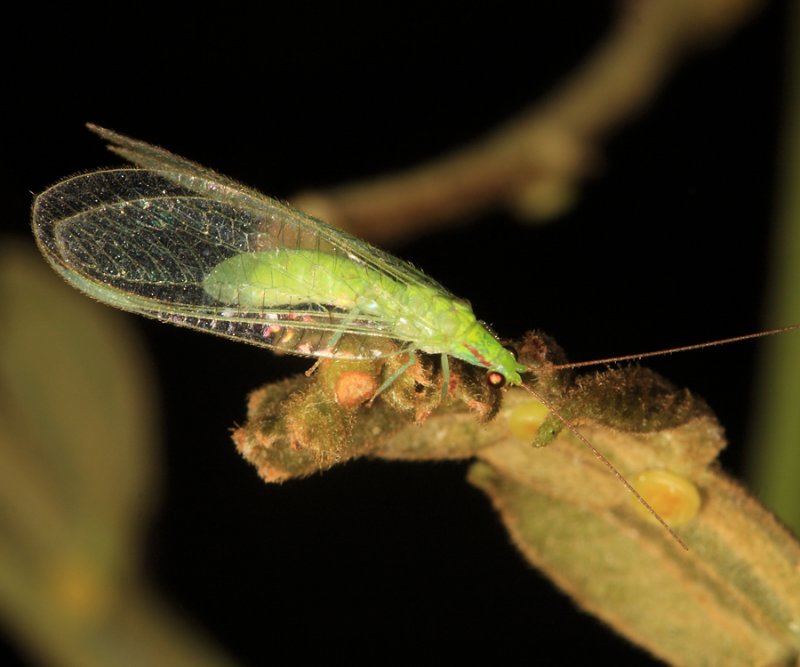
left=32, top=125, right=525, bottom=395
left=40, top=125, right=794, bottom=546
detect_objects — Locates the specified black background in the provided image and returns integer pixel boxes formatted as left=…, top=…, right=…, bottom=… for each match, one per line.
left=1, top=3, right=792, bottom=664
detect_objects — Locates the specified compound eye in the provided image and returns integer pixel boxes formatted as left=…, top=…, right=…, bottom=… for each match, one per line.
left=487, top=371, right=506, bottom=387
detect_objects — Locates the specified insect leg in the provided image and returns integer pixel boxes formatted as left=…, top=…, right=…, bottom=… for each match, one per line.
left=323, top=305, right=363, bottom=351
left=440, top=353, right=450, bottom=401
left=304, top=358, right=323, bottom=377
left=368, top=348, right=418, bottom=405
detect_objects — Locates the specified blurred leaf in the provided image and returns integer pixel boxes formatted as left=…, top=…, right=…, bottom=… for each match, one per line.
left=236, top=347, right=800, bottom=666
left=0, top=239, right=239, bottom=667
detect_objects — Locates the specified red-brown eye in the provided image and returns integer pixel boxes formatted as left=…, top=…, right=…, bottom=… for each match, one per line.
left=487, top=371, right=506, bottom=387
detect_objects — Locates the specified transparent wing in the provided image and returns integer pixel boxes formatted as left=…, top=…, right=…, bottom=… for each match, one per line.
left=87, top=125, right=456, bottom=297
left=32, top=167, right=437, bottom=360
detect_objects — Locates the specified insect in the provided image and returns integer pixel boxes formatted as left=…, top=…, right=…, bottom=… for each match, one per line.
left=32, top=125, right=795, bottom=548
left=33, top=126, right=525, bottom=392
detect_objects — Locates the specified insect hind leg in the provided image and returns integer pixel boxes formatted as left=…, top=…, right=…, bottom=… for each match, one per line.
left=368, top=348, right=418, bottom=405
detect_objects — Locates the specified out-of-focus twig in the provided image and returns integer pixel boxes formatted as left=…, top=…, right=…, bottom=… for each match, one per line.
left=292, top=0, right=764, bottom=244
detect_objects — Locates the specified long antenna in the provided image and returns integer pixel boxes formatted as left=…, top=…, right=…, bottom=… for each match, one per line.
left=546, top=324, right=800, bottom=371
left=519, top=383, right=689, bottom=551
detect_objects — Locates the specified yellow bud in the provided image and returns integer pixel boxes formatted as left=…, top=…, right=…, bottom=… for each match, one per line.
left=631, top=469, right=702, bottom=527
left=508, top=400, right=550, bottom=440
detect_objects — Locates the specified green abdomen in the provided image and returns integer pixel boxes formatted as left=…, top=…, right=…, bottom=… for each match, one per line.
left=203, top=248, right=393, bottom=310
